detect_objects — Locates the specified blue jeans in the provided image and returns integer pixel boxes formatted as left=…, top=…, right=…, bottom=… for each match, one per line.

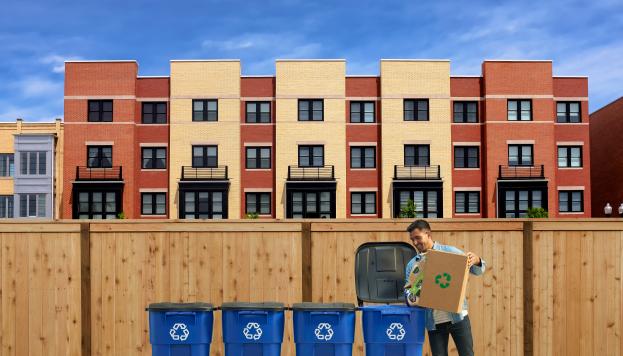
left=428, top=315, right=474, bottom=356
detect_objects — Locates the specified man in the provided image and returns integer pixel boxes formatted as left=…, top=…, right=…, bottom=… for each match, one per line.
left=404, top=219, right=486, bottom=356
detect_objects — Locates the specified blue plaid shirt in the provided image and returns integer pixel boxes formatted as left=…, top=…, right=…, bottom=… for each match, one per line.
left=404, top=241, right=486, bottom=331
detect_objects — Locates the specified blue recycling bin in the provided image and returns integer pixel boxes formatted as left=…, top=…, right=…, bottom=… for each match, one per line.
left=221, top=302, right=285, bottom=356
left=292, top=303, right=356, bottom=356
left=147, top=302, right=214, bottom=356
left=361, top=305, right=425, bottom=356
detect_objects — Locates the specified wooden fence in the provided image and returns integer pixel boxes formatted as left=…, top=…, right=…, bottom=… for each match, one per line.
left=0, top=219, right=621, bottom=356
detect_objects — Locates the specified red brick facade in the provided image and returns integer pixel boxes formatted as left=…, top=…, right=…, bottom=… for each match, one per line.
left=590, top=97, right=623, bottom=216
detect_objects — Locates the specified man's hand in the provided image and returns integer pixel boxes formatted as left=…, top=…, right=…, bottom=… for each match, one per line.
left=466, top=252, right=481, bottom=267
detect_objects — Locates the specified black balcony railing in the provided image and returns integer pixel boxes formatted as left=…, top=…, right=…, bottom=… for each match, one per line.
left=75, top=166, right=123, bottom=181
left=393, top=165, right=441, bottom=180
left=288, top=165, right=335, bottom=181
left=498, top=164, right=545, bottom=180
left=181, top=166, right=228, bottom=180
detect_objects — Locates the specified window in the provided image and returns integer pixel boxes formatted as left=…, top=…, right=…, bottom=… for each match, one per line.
left=141, top=193, right=166, bottom=215
left=559, top=190, right=583, bottom=213
left=454, top=146, right=479, bottom=168
left=350, top=101, right=375, bottom=123
left=0, top=154, right=14, bottom=177
left=298, top=146, right=324, bottom=167
left=87, top=146, right=112, bottom=168
left=141, top=147, right=166, bottom=169
left=142, top=102, right=167, bottom=124
left=455, top=192, right=480, bottom=214
left=351, top=192, right=376, bottom=215
left=246, top=102, right=271, bottom=123
left=246, top=192, right=271, bottom=215
left=20, top=151, right=46, bottom=175
left=192, top=146, right=218, bottom=168
left=397, top=190, right=440, bottom=218
left=246, top=147, right=271, bottom=169
left=290, top=191, right=333, bottom=218
left=508, top=145, right=533, bottom=166
left=0, top=195, right=13, bottom=218
left=192, top=100, right=218, bottom=121
left=404, top=99, right=429, bottom=121
left=350, top=147, right=376, bottom=168
left=558, top=146, right=582, bottom=167
left=453, top=101, right=478, bottom=123
left=298, top=100, right=323, bottom=121
left=77, top=191, right=118, bottom=219
left=88, top=100, right=113, bottom=122
left=557, top=102, right=581, bottom=123
left=182, top=191, right=225, bottom=219
left=504, top=189, right=544, bottom=218
left=508, top=100, right=532, bottom=121
left=404, top=145, right=430, bottom=166
left=19, top=193, right=46, bottom=217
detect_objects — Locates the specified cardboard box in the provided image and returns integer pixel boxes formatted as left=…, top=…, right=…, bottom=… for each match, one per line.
left=405, top=249, right=470, bottom=313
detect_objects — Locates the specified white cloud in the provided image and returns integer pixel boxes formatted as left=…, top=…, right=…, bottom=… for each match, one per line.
left=14, top=76, right=63, bottom=97
left=41, top=54, right=83, bottom=73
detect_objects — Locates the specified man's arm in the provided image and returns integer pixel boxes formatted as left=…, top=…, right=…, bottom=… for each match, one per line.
left=446, top=245, right=486, bottom=276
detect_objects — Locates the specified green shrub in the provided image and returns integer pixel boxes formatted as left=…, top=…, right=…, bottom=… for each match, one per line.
left=527, top=207, right=548, bottom=218
left=399, top=199, right=416, bottom=218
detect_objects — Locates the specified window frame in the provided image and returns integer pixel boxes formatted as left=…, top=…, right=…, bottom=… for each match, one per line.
left=245, top=101, right=272, bottom=123
left=88, top=100, right=113, bottom=122
left=404, top=145, right=430, bottom=166
left=0, top=195, right=14, bottom=218
left=181, top=190, right=226, bottom=219
left=191, top=145, right=218, bottom=168
left=20, top=151, right=47, bottom=175
left=141, top=147, right=167, bottom=169
left=87, top=146, right=113, bottom=168
left=350, top=101, right=376, bottom=123
left=350, top=146, right=376, bottom=169
left=18, top=193, right=46, bottom=218
left=245, top=147, right=271, bottom=169
left=192, top=99, right=218, bottom=122
left=556, top=101, right=581, bottom=123
left=298, top=99, right=324, bottom=121
left=245, top=192, right=271, bottom=215
left=298, top=145, right=325, bottom=167
left=557, top=146, right=583, bottom=168
left=141, top=192, right=167, bottom=215
left=0, top=154, right=14, bottom=177
left=404, top=99, right=430, bottom=121
left=76, top=191, right=119, bottom=219
left=453, top=101, right=479, bottom=123
left=351, top=192, right=377, bottom=215
left=507, top=99, right=533, bottom=121
left=454, top=146, right=480, bottom=168
left=559, top=190, right=584, bottom=213
left=508, top=144, right=534, bottom=166
left=141, top=102, right=167, bottom=124
left=455, top=191, right=480, bottom=214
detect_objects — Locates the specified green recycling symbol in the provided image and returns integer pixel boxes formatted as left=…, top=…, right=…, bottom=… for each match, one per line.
left=435, top=272, right=452, bottom=289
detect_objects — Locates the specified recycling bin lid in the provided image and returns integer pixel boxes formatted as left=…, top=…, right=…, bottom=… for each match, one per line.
left=220, top=302, right=285, bottom=311
left=355, top=242, right=417, bottom=304
left=292, top=302, right=356, bottom=311
left=146, top=302, right=214, bottom=311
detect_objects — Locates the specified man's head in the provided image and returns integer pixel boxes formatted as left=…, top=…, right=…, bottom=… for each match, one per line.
left=407, top=219, right=433, bottom=253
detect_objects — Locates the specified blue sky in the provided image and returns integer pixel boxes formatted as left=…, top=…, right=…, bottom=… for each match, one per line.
left=1, top=0, right=622, bottom=121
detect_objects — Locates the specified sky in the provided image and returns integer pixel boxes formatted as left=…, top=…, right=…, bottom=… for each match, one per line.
left=0, top=0, right=622, bottom=122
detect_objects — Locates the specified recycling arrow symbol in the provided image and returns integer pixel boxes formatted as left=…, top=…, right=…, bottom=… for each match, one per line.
left=435, top=272, right=452, bottom=289
left=169, top=323, right=190, bottom=341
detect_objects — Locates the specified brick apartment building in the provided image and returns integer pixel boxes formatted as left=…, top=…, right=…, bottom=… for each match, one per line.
left=590, top=97, right=623, bottom=217
left=61, top=59, right=591, bottom=219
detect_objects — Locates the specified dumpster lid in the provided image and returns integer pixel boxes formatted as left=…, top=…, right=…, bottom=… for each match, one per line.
left=354, top=242, right=417, bottom=305
left=146, top=302, right=214, bottom=311
left=220, top=302, right=285, bottom=311
left=292, top=302, right=356, bottom=311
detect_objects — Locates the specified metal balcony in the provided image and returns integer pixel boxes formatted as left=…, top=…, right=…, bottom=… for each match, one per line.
left=181, top=166, right=228, bottom=180
left=393, top=165, right=441, bottom=180
left=498, top=165, right=545, bottom=180
left=288, top=165, right=335, bottom=181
